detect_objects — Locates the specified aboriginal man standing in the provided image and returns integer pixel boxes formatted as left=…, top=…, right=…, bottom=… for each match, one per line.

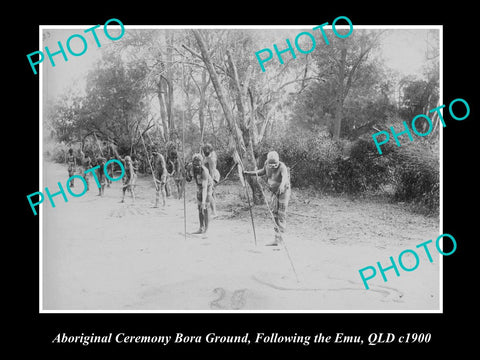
left=152, top=151, right=168, bottom=208
left=186, top=153, right=214, bottom=234
left=66, top=148, right=76, bottom=188
left=121, top=155, right=137, bottom=203
left=202, top=143, right=220, bottom=217
left=244, top=151, right=291, bottom=246
left=95, top=156, right=107, bottom=197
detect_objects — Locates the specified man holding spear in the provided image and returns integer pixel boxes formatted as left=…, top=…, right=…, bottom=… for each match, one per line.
left=140, top=134, right=167, bottom=209
left=152, top=151, right=168, bottom=208
left=186, top=153, right=214, bottom=235
left=168, top=148, right=185, bottom=200
left=243, top=151, right=291, bottom=246
left=121, top=155, right=137, bottom=203
left=95, top=156, right=107, bottom=197
left=66, top=148, right=76, bottom=188
left=202, top=143, right=220, bottom=217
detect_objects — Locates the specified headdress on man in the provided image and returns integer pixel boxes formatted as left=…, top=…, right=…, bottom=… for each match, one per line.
left=192, top=153, right=203, bottom=164
left=267, top=151, right=279, bottom=166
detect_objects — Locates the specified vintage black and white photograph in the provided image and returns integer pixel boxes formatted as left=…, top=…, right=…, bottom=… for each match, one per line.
left=39, top=25, right=441, bottom=311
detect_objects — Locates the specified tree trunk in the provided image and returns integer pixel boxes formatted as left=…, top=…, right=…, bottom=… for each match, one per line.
left=332, top=33, right=381, bottom=140
left=226, top=50, right=263, bottom=204
left=196, top=68, right=209, bottom=143
left=162, top=75, right=174, bottom=132
left=157, top=81, right=169, bottom=142
left=191, top=31, right=241, bottom=144
left=192, top=29, right=263, bottom=204
left=247, top=88, right=259, bottom=146
left=334, top=99, right=344, bottom=140
left=166, top=31, right=175, bottom=133
left=199, top=94, right=206, bottom=142
left=333, top=46, right=347, bottom=140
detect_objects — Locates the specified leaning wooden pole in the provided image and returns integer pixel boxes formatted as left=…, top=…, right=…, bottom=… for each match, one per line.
left=236, top=153, right=258, bottom=247
left=182, top=64, right=187, bottom=241
left=253, top=169, right=299, bottom=283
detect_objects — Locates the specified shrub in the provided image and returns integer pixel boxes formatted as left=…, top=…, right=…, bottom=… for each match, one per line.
left=332, top=138, right=394, bottom=194
left=256, top=129, right=395, bottom=194
left=256, top=128, right=340, bottom=189
left=389, top=141, right=439, bottom=215
left=216, top=149, right=236, bottom=179
left=44, top=141, right=70, bottom=163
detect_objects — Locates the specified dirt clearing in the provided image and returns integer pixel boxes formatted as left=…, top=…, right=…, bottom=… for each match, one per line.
left=41, top=161, right=440, bottom=311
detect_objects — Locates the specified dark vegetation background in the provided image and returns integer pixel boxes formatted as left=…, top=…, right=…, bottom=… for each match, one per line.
left=43, top=27, right=440, bottom=215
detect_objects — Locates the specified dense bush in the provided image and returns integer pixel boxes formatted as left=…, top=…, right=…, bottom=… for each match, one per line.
left=256, top=129, right=394, bottom=194
left=215, top=149, right=237, bottom=179
left=256, top=128, right=337, bottom=189
left=44, top=141, right=70, bottom=163
left=44, top=125, right=439, bottom=215
left=255, top=128, right=439, bottom=215
left=389, top=141, right=439, bottom=214
left=328, top=139, right=394, bottom=194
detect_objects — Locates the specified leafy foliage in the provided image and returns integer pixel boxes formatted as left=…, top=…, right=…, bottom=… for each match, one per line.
left=44, top=28, right=440, bottom=215
left=257, top=128, right=392, bottom=193
left=390, top=142, right=439, bottom=214
left=256, top=127, right=438, bottom=215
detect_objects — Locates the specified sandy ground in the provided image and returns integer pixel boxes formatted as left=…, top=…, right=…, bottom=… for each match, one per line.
left=42, top=160, right=440, bottom=311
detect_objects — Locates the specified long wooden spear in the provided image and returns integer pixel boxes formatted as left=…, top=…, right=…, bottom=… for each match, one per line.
left=235, top=139, right=299, bottom=282
left=233, top=146, right=257, bottom=248
left=253, top=166, right=299, bottom=283
left=182, top=63, right=187, bottom=241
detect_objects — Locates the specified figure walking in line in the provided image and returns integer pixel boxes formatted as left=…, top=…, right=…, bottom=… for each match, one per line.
left=95, top=156, right=107, bottom=197
left=121, top=155, right=137, bottom=203
left=243, top=151, right=291, bottom=246
left=152, top=151, right=168, bottom=208
left=106, top=142, right=119, bottom=188
left=66, top=148, right=76, bottom=188
left=202, top=143, right=220, bottom=217
left=80, top=149, right=92, bottom=191
left=165, top=140, right=177, bottom=198
left=186, top=153, right=214, bottom=234
left=169, top=148, right=185, bottom=199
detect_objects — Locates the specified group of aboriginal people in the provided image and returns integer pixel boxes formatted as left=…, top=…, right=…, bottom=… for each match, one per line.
left=65, top=142, right=291, bottom=246
left=66, top=143, right=138, bottom=201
